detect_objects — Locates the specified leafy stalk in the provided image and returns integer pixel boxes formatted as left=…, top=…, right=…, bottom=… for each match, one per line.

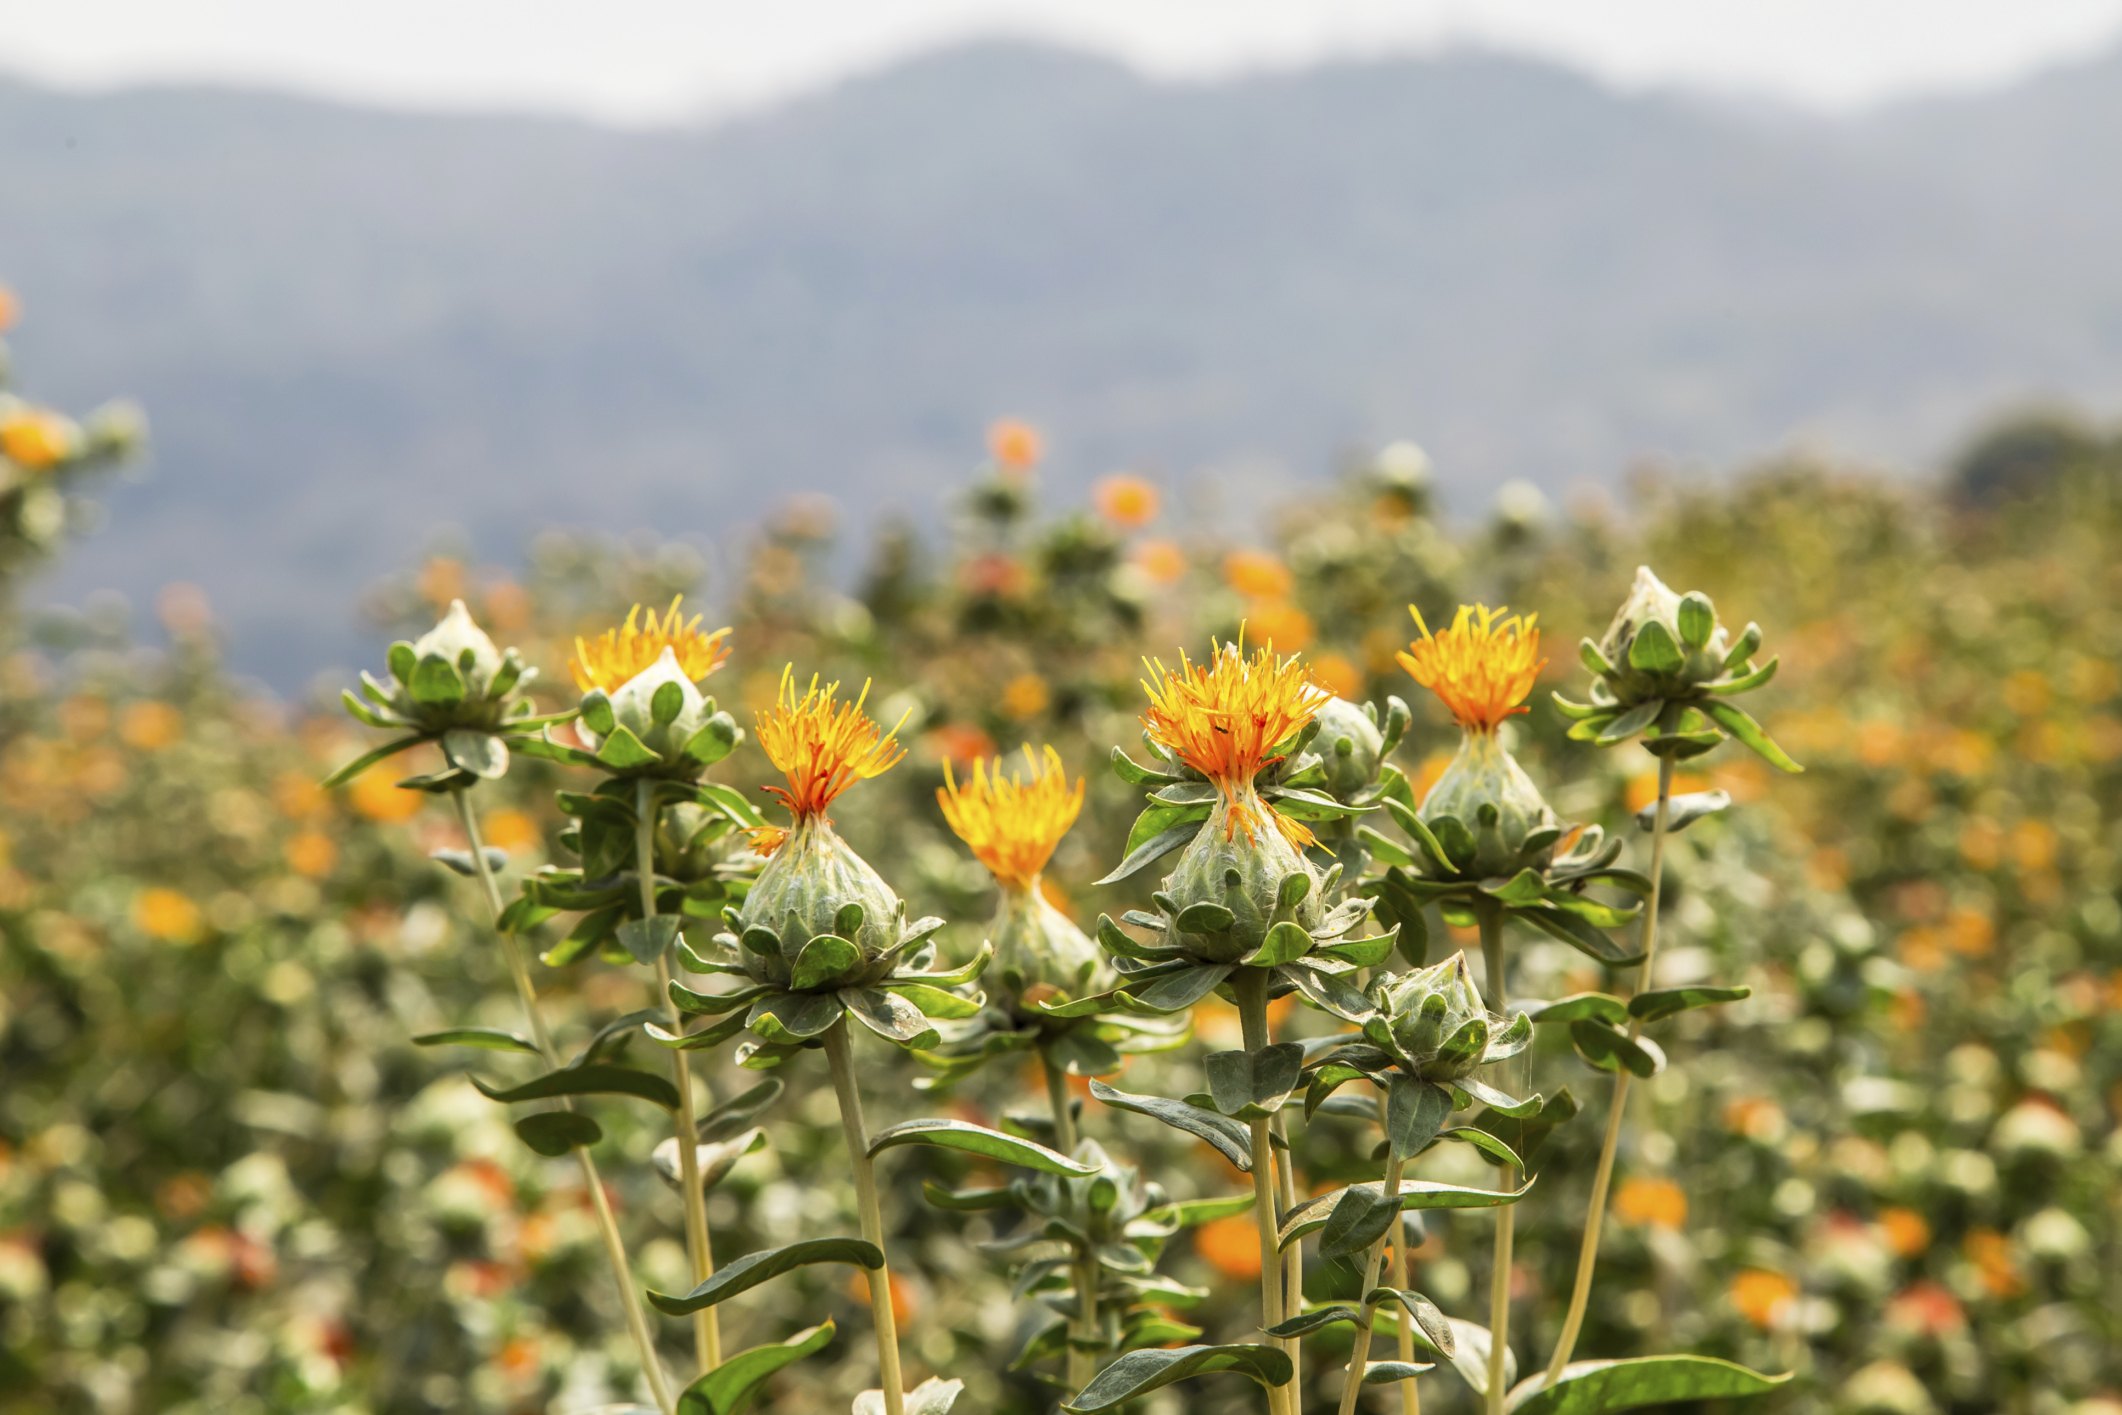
left=1387, top=1203, right=1422, bottom=1415
left=1069, top=1251, right=1100, bottom=1396
left=451, top=787, right=677, bottom=1415
left=1542, top=754, right=1674, bottom=1384
left=1042, top=1050, right=1078, bottom=1155
left=822, top=1017, right=909, bottom=1415
left=1335, top=1156, right=1407, bottom=1415
left=1480, top=904, right=1513, bottom=1415
left=1234, top=968, right=1296, bottom=1415
left=637, top=779, right=721, bottom=1373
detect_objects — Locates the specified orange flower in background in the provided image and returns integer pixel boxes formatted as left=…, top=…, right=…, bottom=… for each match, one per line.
left=937, top=745, right=1085, bottom=890
left=1094, top=474, right=1159, bottom=528
left=1132, top=539, right=1187, bottom=585
left=924, top=721, right=997, bottom=768
left=571, top=596, right=731, bottom=693
left=135, top=887, right=204, bottom=943
left=989, top=418, right=1042, bottom=472
left=119, top=701, right=183, bottom=752
left=1310, top=651, right=1363, bottom=701
left=481, top=809, right=539, bottom=854
left=1223, top=549, right=1292, bottom=599
left=0, top=286, right=17, bottom=332
left=1245, top=600, right=1314, bottom=653
left=1194, top=1213, right=1262, bottom=1280
left=1878, top=1207, right=1932, bottom=1259
left=1730, top=1269, right=1797, bottom=1329
left=0, top=408, right=71, bottom=471
left=349, top=764, right=422, bottom=823
left=850, top=1269, right=918, bottom=1328
left=1000, top=671, right=1050, bottom=720
left=1613, top=1176, right=1688, bottom=1230
left=1397, top=603, right=1545, bottom=733
left=755, top=667, right=907, bottom=821
left=1963, top=1228, right=2024, bottom=1299
left=1140, top=640, right=1328, bottom=847
left=285, top=831, right=337, bottom=879
left=274, top=770, right=328, bottom=821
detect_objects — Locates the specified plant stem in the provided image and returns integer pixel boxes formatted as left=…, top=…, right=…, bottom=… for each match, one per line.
left=1068, top=1249, right=1100, bottom=1396
left=1540, top=753, right=1674, bottom=1386
left=1479, top=905, right=1513, bottom=1415
left=451, top=787, right=676, bottom=1415
left=1335, top=1156, right=1406, bottom=1415
left=1387, top=1192, right=1422, bottom=1415
left=822, top=1017, right=907, bottom=1415
left=1234, top=968, right=1295, bottom=1415
left=1041, top=1049, right=1078, bottom=1156
left=636, top=779, right=721, bottom=1374
left=1273, top=1110, right=1303, bottom=1354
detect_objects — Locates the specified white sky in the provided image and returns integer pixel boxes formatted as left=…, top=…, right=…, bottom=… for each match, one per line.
left=4, top=0, right=2121, bottom=125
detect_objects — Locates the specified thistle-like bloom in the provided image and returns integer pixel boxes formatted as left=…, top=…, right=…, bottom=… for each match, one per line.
left=1140, top=641, right=1330, bottom=845
left=755, top=667, right=908, bottom=821
left=937, top=745, right=1085, bottom=891
left=1397, top=604, right=1546, bottom=734
left=571, top=595, right=731, bottom=693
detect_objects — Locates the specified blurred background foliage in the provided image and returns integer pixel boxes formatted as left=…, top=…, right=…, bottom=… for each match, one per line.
left=1, top=386, right=2120, bottom=1414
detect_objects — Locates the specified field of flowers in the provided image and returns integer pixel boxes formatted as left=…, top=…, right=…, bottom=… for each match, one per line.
left=0, top=295, right=2118, bottom=1415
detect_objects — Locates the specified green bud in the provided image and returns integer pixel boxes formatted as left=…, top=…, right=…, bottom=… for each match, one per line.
left=1160, top=793, right=1324, bottom=963
left=993, top=885, right=1110, bottom=1019
left=735, top=817, right=903, bottom=990
left=1419, top=731, right=1557, bottom=877
left=1372, top=952, right=1491, bottom=1083
left=1593, top=566, right=1737, bottom=704
left=1307, top=696, right=1384, bottom=800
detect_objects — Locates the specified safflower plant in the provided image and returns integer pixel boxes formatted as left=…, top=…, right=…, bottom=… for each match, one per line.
left=328, top=576, right=1802, bottom=1415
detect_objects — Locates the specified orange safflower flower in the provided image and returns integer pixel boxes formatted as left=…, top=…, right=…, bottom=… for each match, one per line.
left=1878, top=1207, right=1932, bottom=1259
left=0, top=408, right=71, bottom=471
left=1613, top=1175, right=1688, bottom=1230
left=989, top=418, right=1042, bottom=472
left=118, top=701, right=183, bottom=752
left=571, top=596, right=732, bottom=694
left=135, top=887, right=204, bottom=943
left=1223, top=549, right=1292, bottom=599
left=1094, top=474, right=1159, bottom=528
left=754, top=667, right=906, bottom=821
left=285, top=831, right=337, bottom=879
left=1000, top=672, right=1050, bottom=720
left=0, top=287, right=17, bottom=332
left=1397, top=604, right=1545, bottom=734
left=1194, top=1213, right=1263, bottom=1281
left=1730, top=1269, right=1797, bottom=1329
left=1245, top=600, right=1314, bottom=653
left=938, top=745, right=1085, bottom=891
left=1140, top=640, right=1328, bottom=848
left=349, top=764, right=422, bottom=823
left=1132, top=539, right=1187, bottom=585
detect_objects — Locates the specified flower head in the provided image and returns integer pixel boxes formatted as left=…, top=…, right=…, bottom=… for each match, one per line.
left=755, top=667, right=907, bottom=820
left=1397, top=603, right=1545, bottom=733
left=0, top=407, right=74, bottom=471
left=1093, top=474, right=1159, bottom=529
left=988, top=418, right=1042, bottom=472
left=938, top=745, right=1085, bottom=890
left=571, top=596, right=731, bottom=694
left=1140, top=640, right=1329, bottom=845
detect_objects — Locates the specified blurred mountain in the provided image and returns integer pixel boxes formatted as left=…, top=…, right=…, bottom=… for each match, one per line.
left=2, top=38, right=2120, bottom=681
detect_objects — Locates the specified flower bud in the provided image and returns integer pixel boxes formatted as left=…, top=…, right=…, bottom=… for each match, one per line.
left=993, top=885, right=1109, bottom=1017
left=573, top=647, right=734, bottom=779
left=1594, top=566, right=1736, bottom=703
left=1368, top=952, right=1492, bottom=1082
left=1308, top=696, right=1384, bottom=800
left=376, top=600, right=534, bottom=735
left=735, top=818, right=904, bottom=990
left=1161, top=793, right=1326, bottom=963
left=1419, top=730, right=1558, bottom=877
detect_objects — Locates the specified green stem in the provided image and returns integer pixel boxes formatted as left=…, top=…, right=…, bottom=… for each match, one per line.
left=636, top=779, right=721, bottom=1374
left=822, top=1017, right=907, bottom=1415
left=1067, top=1249, right=1100, bottom=1397
left=451, top=787, right=676, bottom=1415
left=1335, top=1156, right=1406, bottom=1415
left=1541, top=753, right=1674, bottom=1387
left=1387, top=1191, right=1421, bottom=1415
left=1273, top=1109, right=1302, bottom=1360
left=1234, top=968, right=1295, bottom=1415
left=1479, top=905, right=1513, bottom=1415
left=1041, top=1049, right=1079, bottom=1156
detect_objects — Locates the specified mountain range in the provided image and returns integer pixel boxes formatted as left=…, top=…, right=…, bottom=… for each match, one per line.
left=3, top=38, right=2119, bottom=682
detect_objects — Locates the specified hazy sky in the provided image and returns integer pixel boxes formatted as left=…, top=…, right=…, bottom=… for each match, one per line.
left=5, top=0, right=2122, bottom=125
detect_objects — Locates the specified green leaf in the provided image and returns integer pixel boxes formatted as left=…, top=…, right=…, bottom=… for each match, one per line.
left=867, top=1118, right=1098, bottom=1175
left=1568, top=1020, right=1666, bottom=1078
left=1089, top=1080, right=1252, bottom=1171
left=854, top=1377, right=964, bottom=1415
left=1263, top=1305, right=1359, bottom=1338
left=1635, top=789, right=1730, bottom=833
left=1362, top=1360, right=1435, bottom=1384
left=1577, top=638, right=1614, bottom=678
left=1174, top=901, right=1236, bottom=934
left=1505, top=1355, right=1790, bottom=1414
left=1317, top=1183, right=1399, bottom=1259
left=921, top=1182, right=1017, bottom=1212
left=473, top=1063, right=679, bottom=1110
left=321, top=733, right=426, bottom=788
left=386, top=641, right=418, bottom=683
left=1626, top=620, right=1683, bottom=675
left=407, top=653, right=466, bottom=709
left=442, top=728, right=509, bottom=779
left=694, top=781, right=765, bottom=829
left=1627, top=984, right=1750, bottom=1023
left=595, top=723, right=663, bottom=771
left=842, top=989, right=938, bottom=1048
left=881, top=981, right=982, bottom=1019
left=654, top=1128, right=769, bottom=1193
left=412, top=1027, right=540, bottom=1054
left=646, top=1238, right=883, bottom=1315
left=1204, top=1043, right=1304, bottom=1119
left=1708, top=656, right=1779, bottom=695
left=1517, top=906, right=1642, bottom=966
left=1524, top=993, right=1629, bottom=1026
left=1676, top=592, right=1716, bottom=649
left=618, top=915, right=682, bottom=966
left=1120, top=963, right=1232, bottom=1013
left=1062, top=1344, right=1293, bottom=1412
left=1365, top=1288, right=1455, bottom=1357
left=1095, top=809, right=1211, bottom=886
left=1355, top=826, right=1417, bottom=869
left=1698, top=699, right=1803, bottom=773
left=1594, top=699, right=1664, bottom=746
left=1137, top=1193, right=1255, bottom=1230
left=747, top=991, right=846, bottom=1044
left=1279, top=1177, right=1532, bottom=1246
left=677, top=1320, right=837, bottom=1415
left=1110, top=744, right=1181, bottom=786
left=514, top=1110, right=603, bottom=1156
left=1385, top=1076, right=1453, bottom=1161
left=791, top=934, right=862, bottom=991
left=1244, top=920, right=1312, bottom=966
left=671, top=982, right=773, bottom=1017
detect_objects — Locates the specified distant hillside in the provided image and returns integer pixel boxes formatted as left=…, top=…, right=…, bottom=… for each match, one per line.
left=2, top=40, right=2119, bottom=682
